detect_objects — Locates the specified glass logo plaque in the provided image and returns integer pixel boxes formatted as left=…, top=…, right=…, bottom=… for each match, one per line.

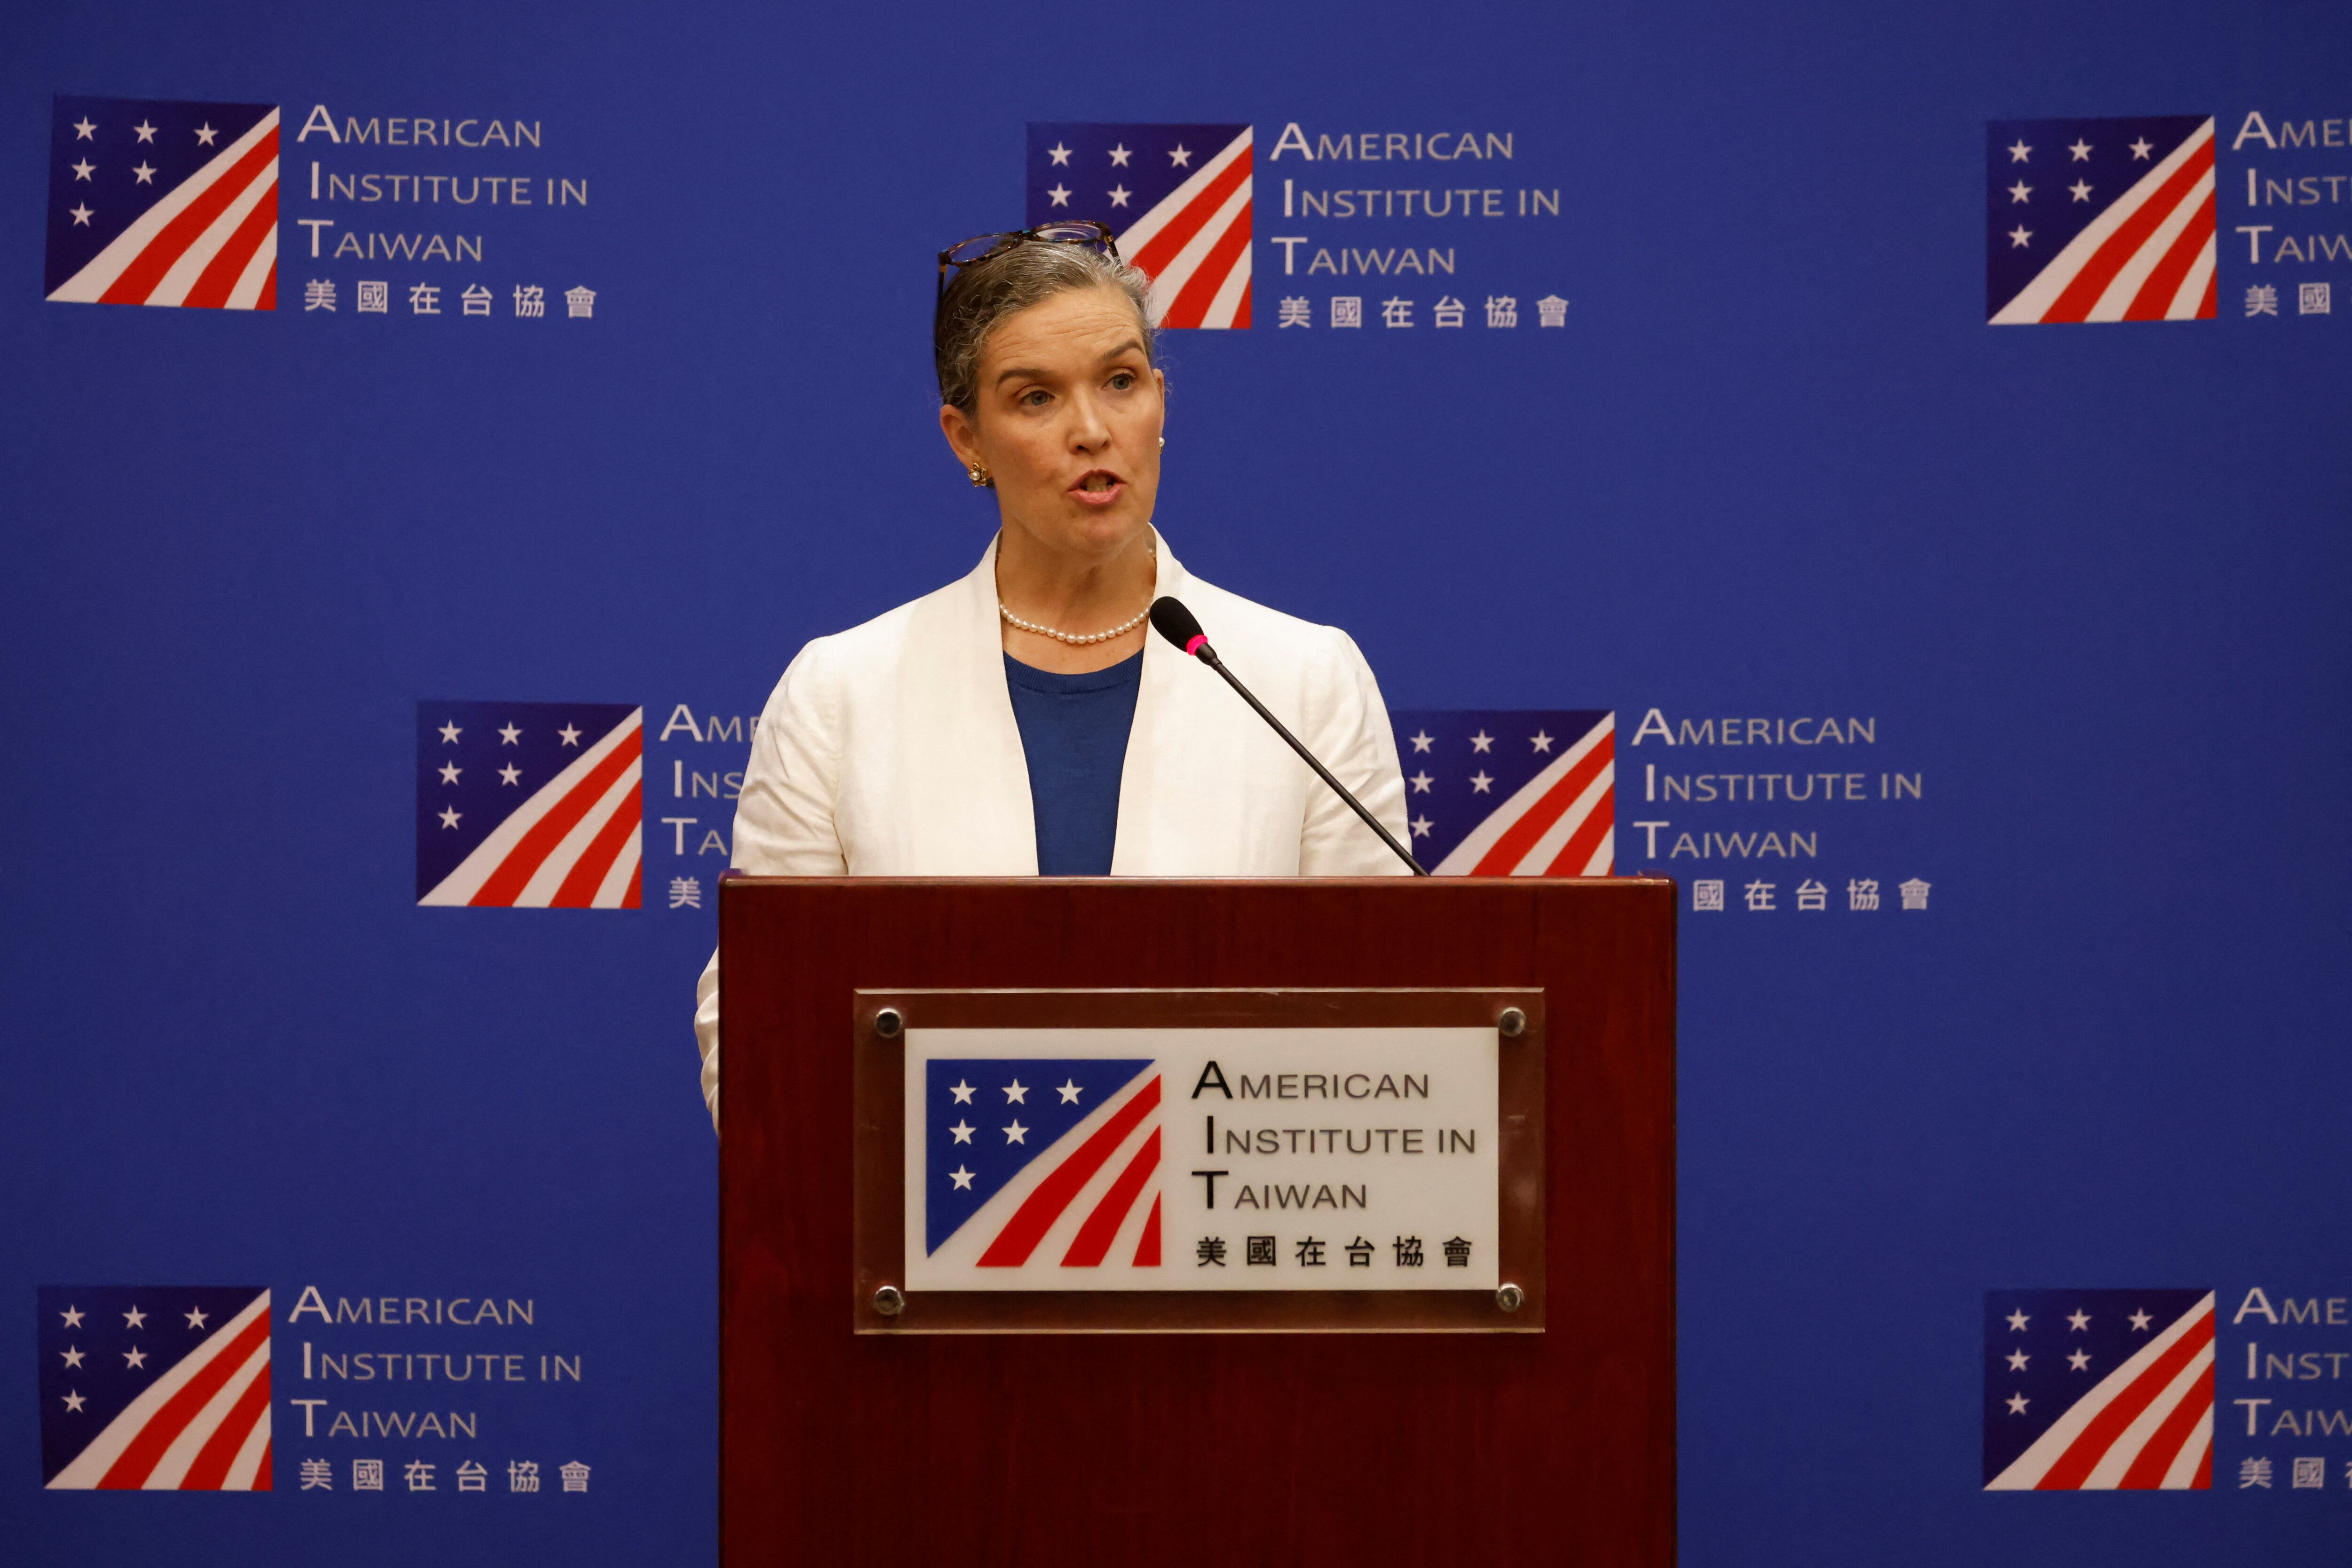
left=851, top=989, right=1544, bottom=1334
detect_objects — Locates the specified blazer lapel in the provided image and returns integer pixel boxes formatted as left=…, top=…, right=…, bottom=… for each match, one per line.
left=893, top=536, right=1038, bottom=874
left=1110, top=530, right=1197, bottom=875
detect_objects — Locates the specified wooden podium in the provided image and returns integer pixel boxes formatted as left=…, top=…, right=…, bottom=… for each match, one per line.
left=719, top=877, right=1674, bottom=1566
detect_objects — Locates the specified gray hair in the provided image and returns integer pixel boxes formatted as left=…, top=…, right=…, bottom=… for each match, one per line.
left=934, top=241, right=1157, bottom=415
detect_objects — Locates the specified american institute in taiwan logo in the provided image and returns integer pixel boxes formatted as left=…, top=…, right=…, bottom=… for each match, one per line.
left=45, top=96, right=280, bottom=310
left=922, top=1058, right=1165, bottom=1274
left=417, top=702, right=644, bottom=908
left=1986, top=116, right=2217, bottom=324
left=1388, top=711, right=1615, bottom=876
left=1983, top=1289, right=2215, bottom=1489
left=39, top=1287, right=274, bottom=1490
left=1029, top=123, right=1252, bottom=328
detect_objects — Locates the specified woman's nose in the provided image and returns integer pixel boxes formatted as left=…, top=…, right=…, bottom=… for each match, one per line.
left=1067, top=397, right=1111, bottom=449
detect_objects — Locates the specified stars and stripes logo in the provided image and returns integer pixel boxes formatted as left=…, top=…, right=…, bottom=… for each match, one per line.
left=1987, top=116, right=2216, bottom=324
left=39, top=1287, right=272, bottom=1490
left=417, top=702, right=644, bottom=908
left=922, top=1058, right=1164, bottom=1273
left=1984, top=1289, right=2214, bottom=1490
left=1390, top=711, right=1614, bottom=876
left=45, top=96, right=278, bottom=310
left=1029, top=123, right=1252, bottom=328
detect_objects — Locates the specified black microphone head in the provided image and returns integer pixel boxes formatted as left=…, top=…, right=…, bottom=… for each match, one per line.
left=1150, top=597, right=1210, bottom=657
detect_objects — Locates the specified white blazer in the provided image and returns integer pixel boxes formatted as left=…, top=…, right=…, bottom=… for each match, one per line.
left=692, top=530, right=1412, bottom=1122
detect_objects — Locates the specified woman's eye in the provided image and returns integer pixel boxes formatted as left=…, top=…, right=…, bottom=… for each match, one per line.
left=1108, top=372, right=1135, bottom=390
left=1020, top=389, right=1050, bottom=407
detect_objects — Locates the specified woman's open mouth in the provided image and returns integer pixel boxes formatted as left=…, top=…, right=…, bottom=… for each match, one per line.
left=1069, top=470, right=1125, bottom=507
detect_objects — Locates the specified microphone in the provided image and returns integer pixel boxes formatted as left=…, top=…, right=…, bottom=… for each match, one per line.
left=1150, top=597, right=1428, bottom=876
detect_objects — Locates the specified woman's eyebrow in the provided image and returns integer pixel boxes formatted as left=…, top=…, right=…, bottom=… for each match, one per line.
left=993, top=340, right=1147, bottom=387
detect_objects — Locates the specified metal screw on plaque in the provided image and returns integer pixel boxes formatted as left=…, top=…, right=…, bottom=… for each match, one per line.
left=1497, top=1007, right=1526, bottom=1038
left=872, top=1285, right=905, bottom=1317
left=1495, top=1283, right=1525, bottom=1313
left=874, top=1007, right=904, bottom=1039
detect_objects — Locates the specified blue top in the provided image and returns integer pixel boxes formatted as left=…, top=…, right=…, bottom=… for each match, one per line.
left=1002, top=651, right=1144, bottom=876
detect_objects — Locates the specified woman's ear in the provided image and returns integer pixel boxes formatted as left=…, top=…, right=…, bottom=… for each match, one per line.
left=938, top=402, right=980, bottom=469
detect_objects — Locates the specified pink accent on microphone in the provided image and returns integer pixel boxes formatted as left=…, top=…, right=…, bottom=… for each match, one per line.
left=1184, top=635, right=1208, bottom=656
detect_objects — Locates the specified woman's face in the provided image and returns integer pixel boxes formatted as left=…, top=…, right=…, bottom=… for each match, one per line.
left=941, top=285, right=1165, bottom=561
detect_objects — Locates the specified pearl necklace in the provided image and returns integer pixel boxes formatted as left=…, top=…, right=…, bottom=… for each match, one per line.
left=997, top=541, right=1155, bottom=646
left=999, top=601, right=1150, bottom=645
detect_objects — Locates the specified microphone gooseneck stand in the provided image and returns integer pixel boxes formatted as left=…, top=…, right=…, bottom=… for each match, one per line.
left=1149, top=596, right=1429, bottom=876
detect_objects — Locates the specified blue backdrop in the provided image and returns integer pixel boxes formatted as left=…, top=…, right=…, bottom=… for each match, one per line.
left=6, top=0, right=2349, bottom=1561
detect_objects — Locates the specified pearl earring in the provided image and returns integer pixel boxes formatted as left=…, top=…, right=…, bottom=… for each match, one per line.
left=967, top=462, right=992, bottom=488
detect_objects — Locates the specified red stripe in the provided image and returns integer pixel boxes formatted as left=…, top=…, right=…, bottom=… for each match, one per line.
left=979, top=1077, right=1161, bottom=1266
left=2042, top=136, right=2213, bottom=323
left=1130, top=148, right=1251, bottom=280
left=184, top=181, right=278, bottom=309
left=1062, top=1129, right=1160, bottom=1266
left=180, top=1359, right=270, bottom=1489
left=2191, top=1441, right=2211, bottom=1489
left=1131, top=1194, right=1161, bottom=1266
left=96, top=1310, right=271, bottom=1488
left=549, top=781, right=642, bottom=907
left=1543, top=785, right=1615, bottom=875
left=470, top=726, right=643, bottom=906
left=619, top=862, right=642, bottom=908
left=2117, top=1374, right=2211, bottom=1488
left=99, top=127, right=278, bottom=305
left=258, top=260, right=276, bottom=310
left=2121, top=192, right=2213, bottom=321
left=1471, top=732, right=1613, bottom=875
left=1161, top=200, right=1251, bottom=329
left=2037, top=1311, right=2214, bottom=1489
left=1233, top=279, right=1250, bottom=329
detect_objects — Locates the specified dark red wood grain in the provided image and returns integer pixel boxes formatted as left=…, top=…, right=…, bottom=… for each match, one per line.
left=720, top=877, right=1675, bottom=1568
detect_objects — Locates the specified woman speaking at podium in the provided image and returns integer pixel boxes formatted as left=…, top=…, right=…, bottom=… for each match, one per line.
left=692, top=222, right=1411, bottom=1124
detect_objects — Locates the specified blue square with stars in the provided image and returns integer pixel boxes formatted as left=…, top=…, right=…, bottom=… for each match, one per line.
left=1985, top=116, right=2214, bottom=323
left=37, top=1286, right=272, bottom=1488
left=1982, top=1288, right=2214, bottom=1489
left=925, top=1058, right=1151, bottom=1253
left=1390, top=710, right=1615, bottom=876
left=45, top=96, right=278, bottom=306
